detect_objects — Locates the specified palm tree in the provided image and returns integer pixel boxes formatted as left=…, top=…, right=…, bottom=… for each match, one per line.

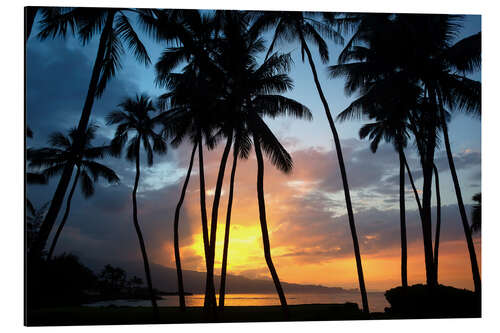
left=331, top=13, right=481, bottom=291
left=434, top=31, right=481, bottom=293
left=157, top=69, right=222, bottom=310
left=404, top=17, right=481, bottom=292
left=251, top=11, right=370, bottom=313
left=213, top=12, right=312, bottom=312
left=333, top=23, right=427, bottom=288
left=28, top=125, right=119, bottom=260
left=106, top=94, right=167, bottom=318
left=31, top=7, right=152, bottom=259
left=153, top=10, right=224, bottom=309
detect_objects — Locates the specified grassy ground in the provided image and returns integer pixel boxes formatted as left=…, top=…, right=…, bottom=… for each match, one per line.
left=26, top=303, right=369, bottom=326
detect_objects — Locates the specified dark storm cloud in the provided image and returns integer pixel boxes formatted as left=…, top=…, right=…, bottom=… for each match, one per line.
left=26, top=37, right=141, bottom=147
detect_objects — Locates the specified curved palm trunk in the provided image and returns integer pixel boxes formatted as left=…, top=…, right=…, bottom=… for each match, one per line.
left=197, top=134, right=216, bottom=309
left=205, top=134, right=233, bottom=309
left=301, top=37, right=369, bottom=313
left=219, top=146, right=239, bottom=309
left=399, top=148, right=408, bottom=288
left=31, top=10, right=116, bottom=259
left=132, top=140, right=159, bottom=318
left=173, top=142, right=198, bottom=311
left=403, top=154, right=423, bottom=217
left=433, top=163, right=441, bottom=282
left=437, top=93, right=481, bottom=294
left=47, top=167, right=80, bottom=261
left=253, top=133, right=288, bottom=314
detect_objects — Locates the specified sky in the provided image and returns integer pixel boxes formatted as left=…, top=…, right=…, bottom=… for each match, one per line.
left=26, top=10, right=481, bottom=292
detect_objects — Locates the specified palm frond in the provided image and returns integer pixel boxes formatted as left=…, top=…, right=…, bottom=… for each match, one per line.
left=95, top=29, right=124, bottom=97
left=443, top=32, right=481, bottom=74
left=81, top=160, right=120, bottom=184
left=115, top=13, right=151, bottom=65
left=253, top=95, right=312, bottom=120
left=79, top=169, right=95, bottom=198
left=250, top=114, right=292, bottom=173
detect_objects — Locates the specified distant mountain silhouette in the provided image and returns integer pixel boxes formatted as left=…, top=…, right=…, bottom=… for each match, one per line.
left=82, top=257, right=355, bottom=294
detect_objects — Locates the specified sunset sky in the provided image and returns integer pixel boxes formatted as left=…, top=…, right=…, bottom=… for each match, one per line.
left=26, top=11, right=481, bottom=292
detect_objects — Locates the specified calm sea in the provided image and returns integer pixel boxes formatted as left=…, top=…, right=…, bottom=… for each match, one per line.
left=85, top=292, right=389, bottom=313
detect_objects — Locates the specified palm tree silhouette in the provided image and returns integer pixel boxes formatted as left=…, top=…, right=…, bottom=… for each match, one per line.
left=331, top=17, right=424, bottom=288
left=28, top=125, right=119, bottom=260
left=153, top=10, right=224, bottom=309
left=251, top=10, right=370, bottom=313
left=339, top=74, right=421, bottom=288
left=433, top=31, right=481, bottom=293
left=31, top=7, right=152, bottom=259
left=106, top=94, right=167, bottom=318
left=215, top=12, right=312, bottom=312
left=333, top=14, right=481, bottom=292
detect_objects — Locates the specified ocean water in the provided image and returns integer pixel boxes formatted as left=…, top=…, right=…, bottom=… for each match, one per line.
left=85, top=292, right=389, bottom=313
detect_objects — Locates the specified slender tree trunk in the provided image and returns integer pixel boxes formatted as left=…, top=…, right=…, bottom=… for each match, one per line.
left=132, top=139, right=159, bottom=318
left=47, top=167, right=80, bottom=261
left=403, top=155, right=423, bottom=216
left=253, top=133, right=288, bottom=314
left=419, top=88, right=438, bottom=288
left=173, top=142, right=198, bottom=311
left=219, top=146, right=239, bottom=309
left=399, top=148, right=408, bottom=288
left=433, top=163, right=441, bottom=283
left=197, top=133, right=216, bottom=309
left=437, top=92, right=481, bottom=294
left=31, top=10, right=116, bottom=259
left=301, top=37, right=369, bottom=313
left=204, top=134, right=233, bottom=310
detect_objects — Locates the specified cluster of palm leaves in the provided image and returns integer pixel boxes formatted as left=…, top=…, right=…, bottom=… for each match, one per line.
left=26, top=7, right=481, bottom=317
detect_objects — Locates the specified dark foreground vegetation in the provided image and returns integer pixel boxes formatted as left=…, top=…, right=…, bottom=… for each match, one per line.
left=27, top=304, right=365, bottom=326
left=26, top=291, right=480, bottom=327
left=384, top=284, right=481, bottom=318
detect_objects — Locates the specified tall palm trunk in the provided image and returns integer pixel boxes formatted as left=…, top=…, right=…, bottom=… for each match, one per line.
left=433, top=163, right=441, bottom=282
left=301, top=36, right=369, bottom=313
left=398, top=148, right=408, bottom=288
left=197, top=133, right=216, bottom=309
left=421, top=159, right=437, bottom=287
left=205, top=134, right=233, bottom=308
left=253, top=133, right=288, bottom=313
left=132, top=139, right=159, bottom=318
left=419, top=88, right=438, bottom=288
left=31, top=10, right=116, bottom=259
left=219, top=145, right=239, bottom=309
left=47, top=166, right=80, bottom=260
left=437, top=92, right=481, bottom=294
left=173, top=142, right=198, bottom=311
